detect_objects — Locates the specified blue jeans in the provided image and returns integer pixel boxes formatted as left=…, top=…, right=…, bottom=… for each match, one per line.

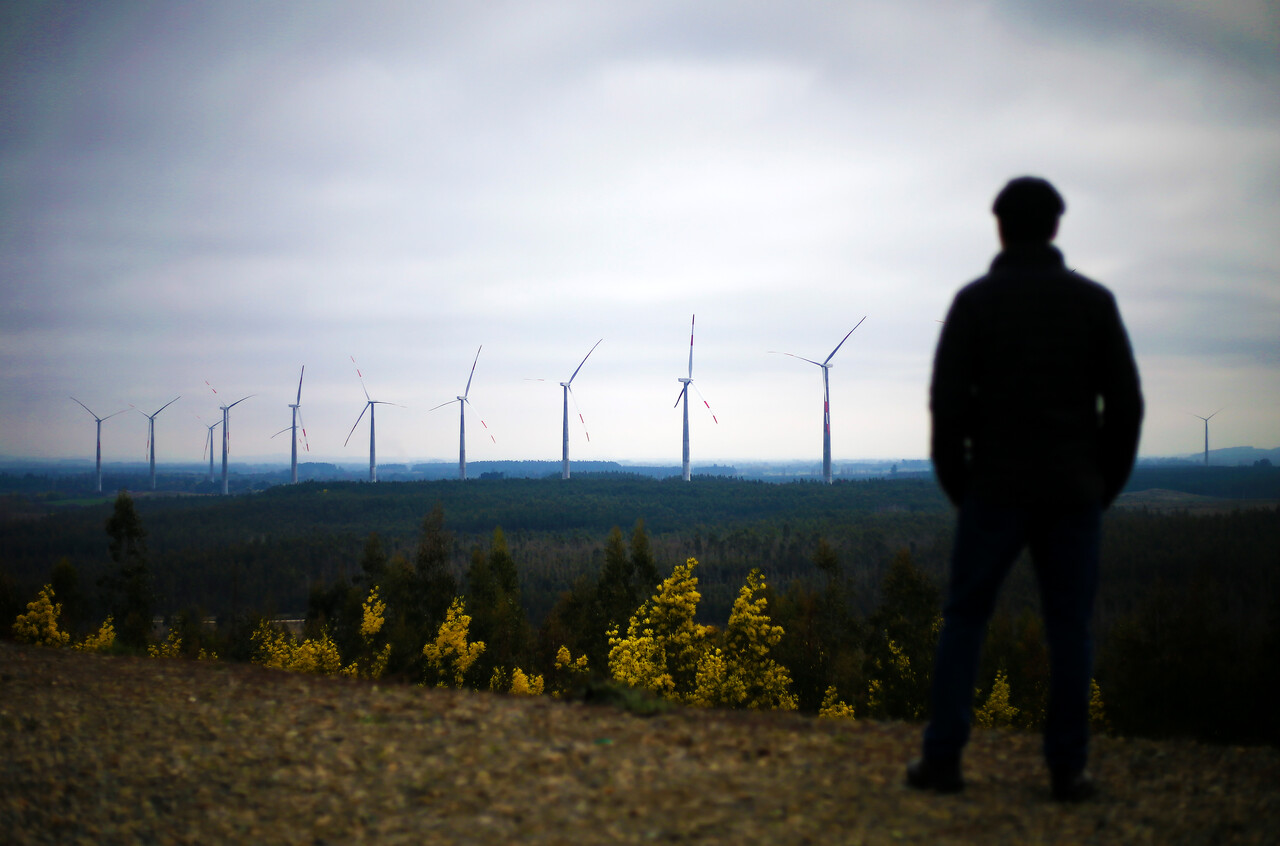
left=923, top=495, right=1101, bottom=776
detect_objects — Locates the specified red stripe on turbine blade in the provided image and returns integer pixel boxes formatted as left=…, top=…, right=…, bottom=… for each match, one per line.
left=712, top=415, right=719, bottom=424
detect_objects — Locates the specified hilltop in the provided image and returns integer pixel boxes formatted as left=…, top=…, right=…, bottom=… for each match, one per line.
left=3, top=642, right=1276, bottom=845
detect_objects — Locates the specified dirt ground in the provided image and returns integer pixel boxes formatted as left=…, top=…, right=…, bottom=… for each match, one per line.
left=2, top=641, right=1277, bottom=845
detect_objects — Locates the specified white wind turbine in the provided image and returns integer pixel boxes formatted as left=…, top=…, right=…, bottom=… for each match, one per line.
left=674, top=315, right=718, bottom=482
left=207, top=381, right=253, bottom=496
left=271, top=366, right=309, bottom=484
left=70, top=397, right=127, bottom=493
left=558, top=340, right=601, bottom=480
left=430, top=346, right=494, bottom=481
left=1192, top=409, right=1223, bottom=467
left=197, top=415, right=222, bottom=484
left=345, top=356, right=402, bottom=483
left=770, top=315, right=866, bottom=484
left=137, top=396, right=180, bottom=491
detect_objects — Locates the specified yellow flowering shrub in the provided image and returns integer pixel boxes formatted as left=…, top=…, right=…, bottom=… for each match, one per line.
left=1089, top=677, right=1110, bottom=734
left=12, top=585, right=70, bottom=647
left=148, top=629, right=183, bottom=658
left=73, top=617, right=116, bottom=653
left=251, top=621, right=344, bottom=675
left=509, top=667, right=545, bottom=696
left=197, top=648, right=219, bottom=661
left=607, top=558, right=709, bottom=699
left=422, top=597, right=486, bottom=688
left=360, top=587, right=386, bottom=640
left=340, top=588, right=392, bottom=679
left=550, top=645, right=590, bottom=698
left=864, top=635, right=915, bottom=718
left=690, top=569, right=796, bottom=710
left=819, top=686, right=856, bottom=720
left=974, top=670, right=1019, bottom=728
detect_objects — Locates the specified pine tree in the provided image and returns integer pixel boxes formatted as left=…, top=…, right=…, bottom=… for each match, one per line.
left=102, top=491, right=153, bottom=650
left=863, top=549, right=940, bottom=719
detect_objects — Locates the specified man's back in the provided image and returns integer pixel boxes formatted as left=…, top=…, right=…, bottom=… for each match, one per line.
left=930, top=236, right=1141, bottom=508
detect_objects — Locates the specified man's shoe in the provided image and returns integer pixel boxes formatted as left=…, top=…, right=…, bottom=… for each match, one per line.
left=906, top=757, right=964, bottom=794
left=1051, top=770, right=1096, bottom=802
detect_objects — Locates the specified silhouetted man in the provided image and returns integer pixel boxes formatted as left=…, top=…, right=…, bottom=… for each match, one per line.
left=909, top=176, right=1143, bottom=801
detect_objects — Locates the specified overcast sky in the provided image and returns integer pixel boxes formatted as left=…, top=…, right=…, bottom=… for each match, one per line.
left=2, top=1, right=1277, bottom=470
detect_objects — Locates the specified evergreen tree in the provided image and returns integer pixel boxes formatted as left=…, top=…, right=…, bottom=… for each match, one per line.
left=597, top=526, right=634, bottom=633
left=466, top=527, right=530, bottom=679
left=413, top=503, right=458, bottom=630
left=358, top=532, right=388, bottom=587
left=863, top=549, right=940, bottom=719
left=49, top=557, right=88, bottom=636
left=630, top=518, right=660, bottom=596
left=102, top=491, right=153, bottom=650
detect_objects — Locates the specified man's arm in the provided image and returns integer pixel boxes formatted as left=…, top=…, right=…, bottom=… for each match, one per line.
left=930, top=294, right=975, bottom=506
left=1096, top=293, right=1143, bottom=506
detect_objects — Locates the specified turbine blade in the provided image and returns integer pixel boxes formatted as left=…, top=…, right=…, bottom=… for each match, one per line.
left=567, top=339, right=603, bottom=385
left=568, top=386, right=591, bottom=442
left=296, top=365, right=305, bottom=405
left=464, top=345, right=482, bottom=398
left=297, top=410, right=310, bottom=452
left=270, top=427, right=291, bottom=439
left=824, top=315, right=866, bottom=365
left=350, top=355, right=370, bottom=401
left=687, top=314, right=696, bottom=378
left=345, top=402, right=370, bottom=447
left=155, top=396, right=180, bottom=416
left=769, top=351, right=824, bottom=367
left=674, top=384, right=688, bottom=409
left=205, top=380, right=218, bottom=395
left=70, top=396, right=97, bottom=418
left=227, top=395, right=253, bottom=410
left=692, top=382, right=718, bottom=424
left=429, top=399, right=459, bottom=412
left=467, top=399, right=497, bottom=443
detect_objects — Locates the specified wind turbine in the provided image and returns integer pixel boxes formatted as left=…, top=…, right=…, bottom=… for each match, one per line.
left=137, top=396, right=180, bottom=491
left=1192, top=409, right=1223, bottom=467
left=430, top=346, right=494, bottom=481
left=271, top=366, right=308, bottom=483
left=345, top=356, right=402, bottom=483
left=197, top=415, right=222, bottom=484
left=674, top=315, right=718, bottom=482
left=70, top=397, right=126, bottom=493
left=769, top=315, right=866, bottom=484
left=559, top=340, right=602, bottom=480
left=207, top=381, right=252, bottom=495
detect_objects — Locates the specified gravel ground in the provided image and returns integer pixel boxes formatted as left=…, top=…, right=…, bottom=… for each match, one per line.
left=2, top=642, right=1277, bottom=845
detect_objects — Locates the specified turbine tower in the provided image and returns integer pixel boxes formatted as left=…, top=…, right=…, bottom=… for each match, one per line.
left=430, top=346, right=494, bottom=481
left=1193, top=409, right=1223, bottom=467
left=674, top=315, right=718, bottom=482
left=559, top=340, right=602, bottom=480
left=137, top=396, right=180, bottom=491
left=207, top=381, right=252, bottom=495
left=70, top=397, right=126, bottom=493
left=345, top=356, right=401, bottom=483
left=271, top=367, right=308, bottom=483
left=770, top=315, right=866, bottom=484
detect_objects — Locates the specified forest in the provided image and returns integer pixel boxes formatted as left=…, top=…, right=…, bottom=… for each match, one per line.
left=3, top=466, right=1277, bottom=746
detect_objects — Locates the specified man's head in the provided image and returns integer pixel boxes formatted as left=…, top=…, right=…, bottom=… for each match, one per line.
left=993, top=176, right=1064, bottom=245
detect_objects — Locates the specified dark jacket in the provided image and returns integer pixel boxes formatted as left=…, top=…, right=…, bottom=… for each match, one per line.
left=930, top=243, right=1143, bottom=508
